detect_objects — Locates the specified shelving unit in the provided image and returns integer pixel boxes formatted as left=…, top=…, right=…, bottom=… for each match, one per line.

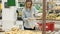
left=0, top=0, right=2, bottom=32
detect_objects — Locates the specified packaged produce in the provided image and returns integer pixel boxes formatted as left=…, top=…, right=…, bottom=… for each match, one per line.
left=18, top=11, right=22, bottom=16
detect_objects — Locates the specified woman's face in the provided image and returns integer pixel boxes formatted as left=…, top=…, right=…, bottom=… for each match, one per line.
left=26, top=2, right=32, bottom=8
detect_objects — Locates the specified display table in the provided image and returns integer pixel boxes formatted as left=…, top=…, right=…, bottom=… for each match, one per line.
left=3, top=30, right=42, bottom=34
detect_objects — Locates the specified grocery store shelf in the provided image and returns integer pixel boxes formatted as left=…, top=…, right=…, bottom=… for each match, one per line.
left=52, top=6, right=60, bottom=10
left=0, top=30, right=5, bottom=32
left=36, top=18, right=60, bottom=21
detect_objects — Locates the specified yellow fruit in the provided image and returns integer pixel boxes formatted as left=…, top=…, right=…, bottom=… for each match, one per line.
left=0, top=3, right=2, bottom=10
left=56, top=16, right=60, bottom=20
left=5, top=31, right=12, bottom=34
left=11, top=26, right=20, bottom=32
left=18, top=11, right=22, bottom=16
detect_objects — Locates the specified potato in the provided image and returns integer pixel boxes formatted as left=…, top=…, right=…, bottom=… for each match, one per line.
left=11, top=26, right=20, bottom=32
left=5, top=31, right=12, bottom=34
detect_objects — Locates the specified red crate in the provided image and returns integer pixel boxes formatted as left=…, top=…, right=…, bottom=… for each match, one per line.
left=50, top=22, right=54, bottom=32
left=37, top=22, right=55, bottom=32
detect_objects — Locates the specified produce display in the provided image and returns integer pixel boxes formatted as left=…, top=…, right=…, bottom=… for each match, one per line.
left=35, top=4, right=40, bottom=10
left=56, top=16, right=60, bottom=20
left=52, top=6, right=60, bottom=10
left=47, top=1, right=60, bottom=20
left=56, top=13, right=60, bottom=20
left=48, top=2, right=55, bottom=4
left=3, top=27, right=42, bottom=34
left=46, top=14, right=57, bottom=19
left=34, top=4, right=43, bottom=13
left=39, top=8, right=43, bottom=13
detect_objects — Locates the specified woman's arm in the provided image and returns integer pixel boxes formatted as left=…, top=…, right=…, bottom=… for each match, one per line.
left=31, top=7, right=38, bottom=20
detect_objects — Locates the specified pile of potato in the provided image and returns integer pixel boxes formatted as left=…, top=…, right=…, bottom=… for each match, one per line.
left=52, top=6, right=60, bottom=10
left=3, top=27, right=42, bottom=34
left=56, top=16, right=60, bottom=20
left=46, top=14, right=57, bottom=19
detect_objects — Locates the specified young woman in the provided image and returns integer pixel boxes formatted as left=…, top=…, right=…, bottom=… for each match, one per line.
left=22, top=0, right=37, bottom=30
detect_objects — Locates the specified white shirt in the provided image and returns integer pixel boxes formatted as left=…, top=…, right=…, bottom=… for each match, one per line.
left=22, top=7, right=37, bottom=28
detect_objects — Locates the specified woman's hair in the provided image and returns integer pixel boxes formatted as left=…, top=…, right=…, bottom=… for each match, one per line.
left=25, top=0, right=32, bottom=10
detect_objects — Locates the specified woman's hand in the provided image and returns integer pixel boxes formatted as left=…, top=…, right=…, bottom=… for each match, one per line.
left=28, top=18, right=34, bottom=21
left=28, top=17, right=35, bottom=20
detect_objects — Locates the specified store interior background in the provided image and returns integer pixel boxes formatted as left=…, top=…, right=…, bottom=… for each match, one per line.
left=0, top=0, right=60, bottom=34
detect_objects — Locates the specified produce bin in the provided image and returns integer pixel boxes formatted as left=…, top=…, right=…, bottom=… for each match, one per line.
left=37, top=22, right=55, bottom=32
